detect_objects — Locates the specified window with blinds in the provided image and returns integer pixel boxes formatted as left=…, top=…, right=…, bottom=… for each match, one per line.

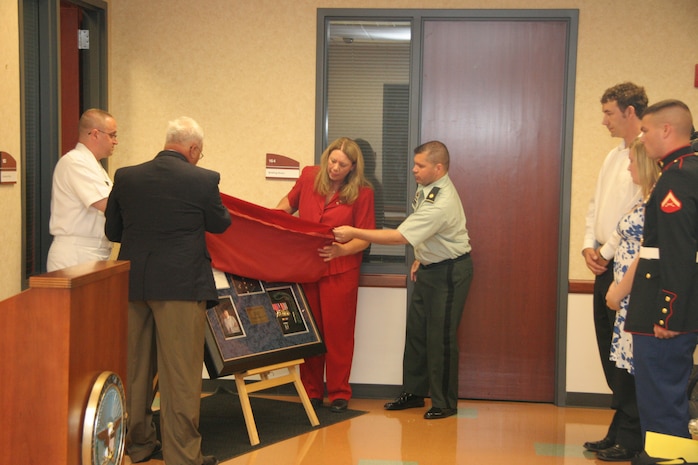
left=324, top=20, right=411, bottom=266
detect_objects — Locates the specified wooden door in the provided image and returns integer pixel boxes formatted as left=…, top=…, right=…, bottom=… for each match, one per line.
left=420, top=20, right=568, bottom=401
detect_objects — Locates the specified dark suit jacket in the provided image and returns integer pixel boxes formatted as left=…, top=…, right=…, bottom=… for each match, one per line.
left=105, top=150, right=231, bottom=307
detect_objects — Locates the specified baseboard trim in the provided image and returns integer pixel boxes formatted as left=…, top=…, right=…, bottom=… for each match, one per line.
left=564, top=392, right=612, bottom=408
left=202, top=379, right=400, bottom=399
left=202, top=379, right=612, bottom=408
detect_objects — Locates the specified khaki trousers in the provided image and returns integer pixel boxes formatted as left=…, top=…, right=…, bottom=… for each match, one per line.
left=126, top=300, right=207, bottom=465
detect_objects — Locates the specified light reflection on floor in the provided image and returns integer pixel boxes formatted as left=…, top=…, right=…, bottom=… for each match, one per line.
left=124, top=396, right=613, bottom=465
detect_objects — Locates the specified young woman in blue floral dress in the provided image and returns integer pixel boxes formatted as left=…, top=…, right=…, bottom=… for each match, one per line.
left=606, top=140, right=660, bottom=372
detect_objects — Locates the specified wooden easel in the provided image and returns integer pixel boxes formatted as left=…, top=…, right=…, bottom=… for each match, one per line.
left=233, top=359, right=319, bottom=445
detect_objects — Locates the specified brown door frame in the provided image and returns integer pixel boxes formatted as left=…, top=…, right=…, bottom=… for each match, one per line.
left=20, top=0, right=108, bottom=279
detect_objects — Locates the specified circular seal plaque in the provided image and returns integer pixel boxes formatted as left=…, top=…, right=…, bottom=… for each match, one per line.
left=82, top=371, right=126, bottom=465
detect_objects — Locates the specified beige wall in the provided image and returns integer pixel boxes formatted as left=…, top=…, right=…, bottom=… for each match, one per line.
left=0, top=0, right=22, bottom=299
left=108, top=0, right=698, bottom=279
left=1, top=0, right=697, bottom=301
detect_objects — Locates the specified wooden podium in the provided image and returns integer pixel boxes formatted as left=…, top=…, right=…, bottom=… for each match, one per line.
left=0, top=260, right=129, bottom=465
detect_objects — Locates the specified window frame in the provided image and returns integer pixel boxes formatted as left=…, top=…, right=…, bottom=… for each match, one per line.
left=315, top=10, right=421, bottom=280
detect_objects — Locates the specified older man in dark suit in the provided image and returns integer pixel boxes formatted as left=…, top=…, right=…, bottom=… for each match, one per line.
left=105, top=116, right=231, bottom=465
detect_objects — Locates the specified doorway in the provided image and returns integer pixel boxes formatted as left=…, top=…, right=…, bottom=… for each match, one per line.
left=21, top=0, right=108, bottom=280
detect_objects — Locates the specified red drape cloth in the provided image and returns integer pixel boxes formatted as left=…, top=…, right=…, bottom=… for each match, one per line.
left=206, top=193, right=333, bottom=283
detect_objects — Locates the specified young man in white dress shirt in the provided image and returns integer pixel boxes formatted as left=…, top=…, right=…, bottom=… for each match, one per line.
left=581, top=82, right=647, bottom=461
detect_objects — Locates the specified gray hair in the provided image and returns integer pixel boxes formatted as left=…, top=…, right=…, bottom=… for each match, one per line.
left=165, top=116, right=204, bottom=146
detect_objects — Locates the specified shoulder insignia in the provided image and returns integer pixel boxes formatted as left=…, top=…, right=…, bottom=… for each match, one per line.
left=660, top=190, right=682, bottom=213
left=425, top=187, right=440, bottom=203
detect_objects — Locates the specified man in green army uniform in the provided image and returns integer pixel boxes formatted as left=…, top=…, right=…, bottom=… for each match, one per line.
left=333, top=140, right=473, bottom=419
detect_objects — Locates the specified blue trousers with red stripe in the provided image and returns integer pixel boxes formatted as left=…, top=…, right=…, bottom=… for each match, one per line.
left=633, top=332, right=697, bottom=442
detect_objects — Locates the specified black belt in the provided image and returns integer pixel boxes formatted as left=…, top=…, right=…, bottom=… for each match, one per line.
left=420, top=252, right=470, bottom=269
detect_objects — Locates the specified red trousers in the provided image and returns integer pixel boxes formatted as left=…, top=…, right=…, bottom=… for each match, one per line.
left=300, top=267, right=360, bottom=401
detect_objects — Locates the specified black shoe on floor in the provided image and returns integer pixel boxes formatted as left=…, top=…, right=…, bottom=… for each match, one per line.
left=597, top=444, right=639, bottom=462
left=330, top=398, right=348, bottom=412
left=309, top=397, right=323, bottom=409
left=423, top=407, right=457, bottom=420
left=202, top=455, right=219, bottom=465
left=384, top=392, right=425, bottom=410
left=583, top=437, right=614, bottom=452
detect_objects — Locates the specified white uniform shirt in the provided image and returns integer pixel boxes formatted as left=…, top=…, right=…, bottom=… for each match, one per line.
left=49, top=142, right=112, bottom=239
left=583, top=139, right=641, bottom=260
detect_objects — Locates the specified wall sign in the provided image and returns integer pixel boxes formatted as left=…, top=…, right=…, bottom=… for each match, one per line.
left=265, top=153, right=299, bottom=179
left=0, top=151, right=17, bottom=184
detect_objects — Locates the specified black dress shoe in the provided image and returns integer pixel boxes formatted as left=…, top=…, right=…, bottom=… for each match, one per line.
left=424, top=407, right=457, bottom=419
left=384, top=392, right=425, bottom=410
left=309, top=397, right=323, bottom=409
left=583, top=437, right=614, bottom=452
left=202, top=455, right=219, bottom=465
left=330, top=398, right=349, bottom=412
left=597, top=444, right=640, bottom=462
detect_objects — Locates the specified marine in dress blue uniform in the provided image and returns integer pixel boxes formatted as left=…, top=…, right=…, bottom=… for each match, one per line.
left=625, top=100, right=698, bottom=443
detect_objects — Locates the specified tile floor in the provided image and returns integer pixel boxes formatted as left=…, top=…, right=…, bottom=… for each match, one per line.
left=124, top=396, right=617, bottom=465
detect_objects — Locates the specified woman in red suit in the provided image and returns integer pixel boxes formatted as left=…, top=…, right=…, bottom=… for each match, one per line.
left=276, top=137, right=375, bottom=412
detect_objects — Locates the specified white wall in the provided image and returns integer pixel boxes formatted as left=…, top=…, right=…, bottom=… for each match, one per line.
left=351, top=288, right=611, bottom=395
left=350, top=287, right=407, bottom=385
left=353, top=289, right=617, bottom=395
left=566, top=293, right=610, bottom=394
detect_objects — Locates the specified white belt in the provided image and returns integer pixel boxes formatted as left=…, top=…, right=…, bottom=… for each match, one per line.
left=53, top=234, right=112, bottom=249
left=640, top=246, right=698, bottom=262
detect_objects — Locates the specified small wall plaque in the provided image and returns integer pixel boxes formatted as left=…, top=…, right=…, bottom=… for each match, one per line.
left=0, top=151, right=18, bottom=184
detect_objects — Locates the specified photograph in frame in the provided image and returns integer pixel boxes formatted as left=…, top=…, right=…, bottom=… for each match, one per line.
left=214, top=295, right=245, bottom=339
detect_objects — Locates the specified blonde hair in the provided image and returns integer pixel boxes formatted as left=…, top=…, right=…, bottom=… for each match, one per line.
left=314, top=137, right=370, bottom=204
left=630, top=139, right=660, bottom=199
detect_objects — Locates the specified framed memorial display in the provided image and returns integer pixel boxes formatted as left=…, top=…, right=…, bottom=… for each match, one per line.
left=204, top=269, right=326, bottom=376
